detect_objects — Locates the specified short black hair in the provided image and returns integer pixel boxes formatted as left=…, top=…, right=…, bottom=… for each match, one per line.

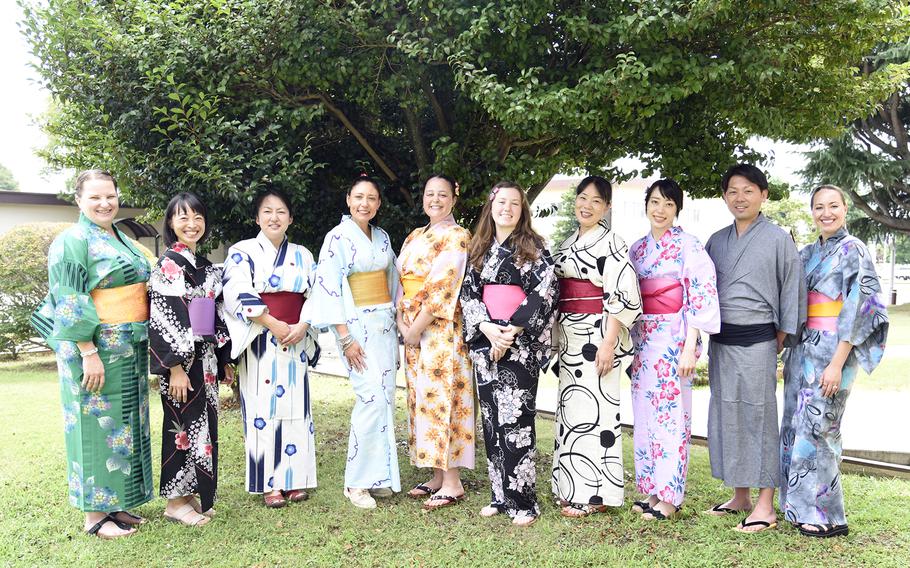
left=645, top=178, right=684, bottom=214
left=424, top=173, right=457, bottom=195
left=576, top=175, right=612, bottom=204
left=163, top=192, right=211, bottom=247
left=721, top=163, right=768, bottom=193
left=253, top=187, right=294, bottom=217
left=348, top=175, right=382, bottom=196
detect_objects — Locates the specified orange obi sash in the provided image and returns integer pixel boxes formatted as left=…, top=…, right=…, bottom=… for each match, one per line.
left=401, top=275, right=425, bottom=300
left=807, top=291, right=842, bottom=331
left=640, top=278, right=684, bottom=315
left=90, top=282, right=149, bottom=324
left=262, top=292, right=305, bottom=325
left=558, top=278, right=602, bottom=314
left=348, top=270, right=392, bottom=306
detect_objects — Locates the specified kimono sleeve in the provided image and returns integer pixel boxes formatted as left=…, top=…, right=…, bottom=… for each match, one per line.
left=599, top=234, right=641, bottom=332
left=213, top=266, right=234, bottom=370
left=776, top=234, right=807, bottom=336
left=43, top=230, right=101, bottom=347
left=222, top=246, right=266, bottom=324
left=681, top=235, right=721, bottom=335
left=459, top=264, right=489, bottom=345
left=307, top=231, right=351, bottom=328
left=510, top=248, right=559, bottom=337
left=148, top=251, right=193, bottom=375
left=837, top=239, right=888, bottom=374
left=422, top=226, right=469, bottom=321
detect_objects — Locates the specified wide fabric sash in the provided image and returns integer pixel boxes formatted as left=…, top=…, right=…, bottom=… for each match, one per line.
left=91, top=282, right=149, bottom=324
left=482, top=284, right=527, bottom=321
left=401, top=275, right=425, bottom=300
left=262, top=292, right=305, bottom=325
left=640, top=277, right=684, bottom=315
left=807, top=290, right=842, bottom=332
left=558, top=278, right=602, bottom=314
left=348, top=270, right=392, bottom=307
left=188, top=297, right=216, bottom=335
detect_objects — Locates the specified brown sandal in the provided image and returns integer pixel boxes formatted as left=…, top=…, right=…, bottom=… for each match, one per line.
left=423, top=494, right=466, bottom=510
left=561, top=503, right=608, bottom=518
left=263, top=492, right=287, bottom=508
left=283, top=489, right=309, bottom=502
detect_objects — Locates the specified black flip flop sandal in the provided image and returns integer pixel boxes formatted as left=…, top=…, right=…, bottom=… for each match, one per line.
left=86, top=514, right=135, bottom=539
left=407, top=483, right=435, bottom=499
left=631, top=500, right=653, bottom=514
left=643, top=505, right=681, bottom=520
left=799, top=523, right=849, bottom=538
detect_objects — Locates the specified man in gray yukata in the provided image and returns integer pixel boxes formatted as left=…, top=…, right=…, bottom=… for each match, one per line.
left=703, top=164, right=805, bottom=533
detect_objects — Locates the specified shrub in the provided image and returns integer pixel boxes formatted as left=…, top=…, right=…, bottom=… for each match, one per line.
left=0, top=222, right=155, bottom=358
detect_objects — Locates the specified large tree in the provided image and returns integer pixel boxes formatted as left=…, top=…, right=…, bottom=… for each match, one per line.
left=0, top=164, right=19, bottom=191
left=21, top=0, right=908, bottom=248
left=802, top=40, right=910, bottom=234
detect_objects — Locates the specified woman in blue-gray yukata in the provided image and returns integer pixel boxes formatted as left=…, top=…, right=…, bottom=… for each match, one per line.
left=779, top=184, right=888, bottom=538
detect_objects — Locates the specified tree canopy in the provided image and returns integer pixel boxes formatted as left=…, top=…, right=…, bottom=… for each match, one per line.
left=802, top=40, right=910, bottom=235
left=0, top=164, right=19, bottom=191
left=21, top=0, right=909, bottom=248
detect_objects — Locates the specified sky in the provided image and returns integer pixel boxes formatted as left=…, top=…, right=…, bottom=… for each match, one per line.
left=0, top=3, right=809, bottom=195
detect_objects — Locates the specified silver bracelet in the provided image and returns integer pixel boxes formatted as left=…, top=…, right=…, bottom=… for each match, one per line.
left=339, top=334, right=355, bottom=351
left=80, top=347, right=99, bottom=358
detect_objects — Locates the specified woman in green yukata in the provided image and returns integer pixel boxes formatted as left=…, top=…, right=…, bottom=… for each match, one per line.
left=32, top=170, right=154, bottom=539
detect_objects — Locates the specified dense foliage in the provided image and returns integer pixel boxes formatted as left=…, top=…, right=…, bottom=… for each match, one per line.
left=21, top=0, right=908, bottom=248
left=0, top=164, right=19, bottom=191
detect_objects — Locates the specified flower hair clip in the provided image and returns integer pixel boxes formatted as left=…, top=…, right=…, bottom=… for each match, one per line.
left=489, top=186, right=500, bottom=201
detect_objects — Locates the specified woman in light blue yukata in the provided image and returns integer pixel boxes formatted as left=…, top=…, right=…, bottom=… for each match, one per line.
left=308, top=176, right=401, bottom=509
left=780, top=184, right=888, bottom=538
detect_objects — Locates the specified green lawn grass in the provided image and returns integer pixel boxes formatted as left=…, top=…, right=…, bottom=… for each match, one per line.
left=1, top=364, right=909, bottom=567
left=885, top=302, right=910, bottom=345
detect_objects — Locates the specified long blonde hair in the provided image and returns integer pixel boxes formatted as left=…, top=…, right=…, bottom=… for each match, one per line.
left=467, top=181, right=544, bottom=270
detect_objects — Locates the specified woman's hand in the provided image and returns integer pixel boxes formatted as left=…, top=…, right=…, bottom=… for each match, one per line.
left=168, top=366, right=194, bottom=403
left=480, top=322, right=517, bottom=353
left=595, top=340, right=615, bottom=377
left=402, top=326, right=423, bottom=347
left=344, top=340, right=368, bottom=373
left=281, top=322, right=310, bottom=346
left=819, top=364, right=843, bottom=398
left=678, top=347, right=697, bottom=379
left=221, top=364, right=235, bottom=385
left=81, top=352, right=105, bottom=392
left=269, top=319, right=292, bottom=343
left=396, top=313, right=410, bottom=338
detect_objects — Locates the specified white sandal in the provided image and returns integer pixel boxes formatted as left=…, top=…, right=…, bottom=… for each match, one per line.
left=164, top=503, right=211, bottom=526
left=344, top=488, right=377, bottom=509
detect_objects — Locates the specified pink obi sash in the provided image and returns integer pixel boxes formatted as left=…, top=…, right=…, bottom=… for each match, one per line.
left=558, top=278, right=602, bottom=314
left=261, top=292, right=305, bottom=325
left=482, top=284, right=527, bottom=321
left=640, top=277, right=684, bottom=315
left=188, top=297, right=216, bottom=336
left=806, top=291, right=843, bottom=332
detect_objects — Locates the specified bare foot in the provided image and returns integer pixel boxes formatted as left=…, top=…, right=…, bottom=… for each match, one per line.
left=84, top=513, right=136, bottom=539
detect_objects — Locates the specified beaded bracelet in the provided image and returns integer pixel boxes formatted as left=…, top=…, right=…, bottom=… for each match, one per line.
left=80, top=347, right=99, bottom=358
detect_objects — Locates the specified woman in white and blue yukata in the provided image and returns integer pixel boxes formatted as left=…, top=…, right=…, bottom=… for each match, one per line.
left=780, top=184, right=888, bottom=538
left=308, top=176, right=401, bottom=510
left=222, top=188, right=320, bottom=509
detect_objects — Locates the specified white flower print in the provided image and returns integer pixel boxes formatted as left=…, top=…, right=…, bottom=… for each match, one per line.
left=506, top=426, right=532, bottom=448
left=494, top=386, right=525, bottom=425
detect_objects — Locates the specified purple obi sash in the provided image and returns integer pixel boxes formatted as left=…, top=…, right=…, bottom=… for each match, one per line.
left=482, top=284, right=527, bottom=321
left=188, top=297, right=216, bottom=336
left=640, top=277, right=684, bottom=315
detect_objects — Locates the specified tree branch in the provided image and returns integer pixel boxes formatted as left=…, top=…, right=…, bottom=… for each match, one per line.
left=887, top=91, right=910, bottom=160
left=402, top=105, right=429, bottom=173
left=317, top=94, right=399, bottom=182
left=527, top=174, right=555, bottom=204
left=847, top=185, right=910, bottom=231
left=421, top=76, right=450, bottom=136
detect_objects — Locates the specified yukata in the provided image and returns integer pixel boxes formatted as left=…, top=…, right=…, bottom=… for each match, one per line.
left=31, top=213, right=154, bottom=512
left=149, top=242, right=231, bottom=512
left=397, top=215, right=474, bottom=471
left=780, top=228, right=887, bottom=527
left=460, top=235, right=558, bottom=519
left=629, top=226, right=719, bottom=507
left=704, top=213, right=805, bottom=488
left=551, top=220, right=642, bottom=508
left=308, top=215, right=401, bottom=492
left=222, top=232, right=320, bottom=494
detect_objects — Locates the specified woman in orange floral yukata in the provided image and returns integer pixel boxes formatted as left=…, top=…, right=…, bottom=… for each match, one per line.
left=396, top=174, right=474, bottom=510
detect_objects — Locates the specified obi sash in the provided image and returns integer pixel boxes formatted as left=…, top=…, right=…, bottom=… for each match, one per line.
left=558, top=278, right=602, bottom=314
left=712, top=322, right=777, bottom=346
left=640, top=277, right=684, bottom=315
left=262, top=292, right=305, bottom=325
left=807, top=291, right=843, bottom=332
left=348, top=270, right=392, bottom=307
left=90, top=282, right=149, bottom=324
left=482, top=284, right=527, bottom=321
left=401, top=275, right=425, bottom=301
left=188, top=297, right=216, bottom=336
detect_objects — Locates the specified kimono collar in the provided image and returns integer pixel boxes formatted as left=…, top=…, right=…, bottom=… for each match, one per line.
left=78, top=212, right=119, bottom=238
left=734, top=212, right=768, bottom=238
left=341, top=214, right=376, bottom=240
left=170, top=241, right=198, bottom=268
left=575, top=219, right=610, bottom=245
left=427, top=213, right=456, bottom=231
left=649, top=225, right=682, bottom=245
left=256, top=230, right=287, bottom=252
left=818, top=226, right=850, bottom=250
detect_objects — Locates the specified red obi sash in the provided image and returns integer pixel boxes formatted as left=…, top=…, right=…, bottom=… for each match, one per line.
left=806, top=291, right=843, bottom=332
left=482, top=284, right=527, bottom=321
left=640, top=277, right=684, bottom=315
left=261, top=292, right=305, bottom=325
left=558, top=278, right=602, bottom=314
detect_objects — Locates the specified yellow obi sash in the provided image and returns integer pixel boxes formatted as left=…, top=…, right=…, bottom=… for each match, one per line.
left=807, top=300, right=844, bottom=317
left=400, top=275, right=425, bottom=300
left=90, top=282, right=149, bottom=324
left=348, top=270, right=392, bottom=306
left=806, top=291, right=843, bottom=332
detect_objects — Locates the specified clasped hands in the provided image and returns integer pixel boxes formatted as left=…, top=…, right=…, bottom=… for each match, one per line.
left=480, top=321, right=521, bottom=362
